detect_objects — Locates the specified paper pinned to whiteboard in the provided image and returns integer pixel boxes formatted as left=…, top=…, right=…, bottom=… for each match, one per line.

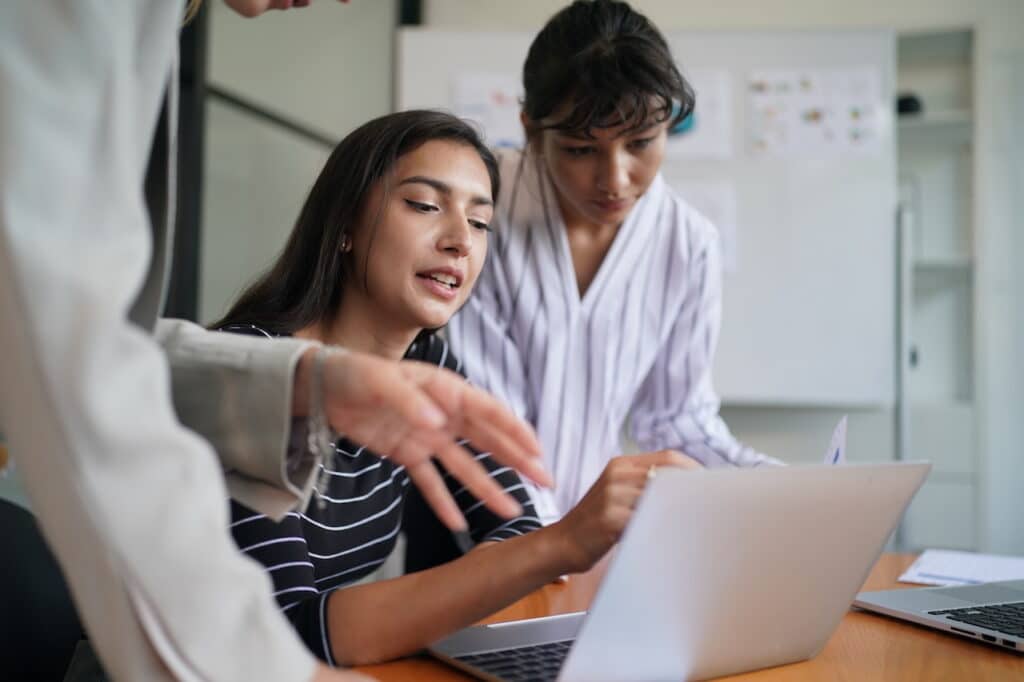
left=672, top=182, right=738, bottom=273
left=451, top=72, right=524, bottom=149
left=823, top=416, right=848, bottom=465
left=666, top=68, right=733, bottom=160
left=747, top=67, right=883, bottom=156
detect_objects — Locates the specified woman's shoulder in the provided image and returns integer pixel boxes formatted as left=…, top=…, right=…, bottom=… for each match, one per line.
left=491, top=146, right=524, bottom=175
left=491, top=147, right=547, bottom=231
left=658, top=181, right=720, bottom=256
left=405, top=333, right=462, bottom=376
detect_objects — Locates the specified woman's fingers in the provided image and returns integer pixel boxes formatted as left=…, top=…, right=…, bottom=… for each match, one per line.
left=432, top=437, right=524, bottom=520
left=404, top=461, right=468, bottom=532
left=416, top=367, right=550, bottom=486
left=321, top=352, right=548, bottom=528
left=625, top=449, right=703, bottom=477
left=459, top=412, right=552, bottom=489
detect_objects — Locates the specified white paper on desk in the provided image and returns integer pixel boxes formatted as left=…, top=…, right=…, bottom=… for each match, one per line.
left=822, top=415, right=848, bottom=465
left=899, top=549, right=1024, bottom=587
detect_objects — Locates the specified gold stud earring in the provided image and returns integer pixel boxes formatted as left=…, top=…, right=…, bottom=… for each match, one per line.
left=340, top=235, right=352, bottom=253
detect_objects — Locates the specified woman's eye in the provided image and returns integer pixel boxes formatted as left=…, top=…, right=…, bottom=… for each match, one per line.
left=629, top=137, right=654, bottom=151
left=405, top=199, right=439, bottom=213
left=562, top=146, right=594, bottom=157
left=469, top=219, right=492, bottom=232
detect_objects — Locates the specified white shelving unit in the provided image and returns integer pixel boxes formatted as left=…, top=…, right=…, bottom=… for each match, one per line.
left=895, top=29, right=978, bottom=551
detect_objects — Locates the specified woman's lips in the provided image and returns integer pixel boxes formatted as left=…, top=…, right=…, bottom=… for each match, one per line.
left=416, top=274, right=459, bottom=301
left=593, top=197, right=630, bottom=213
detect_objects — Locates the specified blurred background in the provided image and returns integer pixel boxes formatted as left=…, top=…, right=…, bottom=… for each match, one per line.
left=2, top=0, right=1020, bottom=555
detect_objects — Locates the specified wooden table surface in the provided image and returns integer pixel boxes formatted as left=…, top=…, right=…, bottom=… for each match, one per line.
left=355, top=553, right=1024, bottom=681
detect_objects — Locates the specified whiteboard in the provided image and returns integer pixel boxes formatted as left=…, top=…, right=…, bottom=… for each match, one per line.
left=398, top=28, right=896, bottom=406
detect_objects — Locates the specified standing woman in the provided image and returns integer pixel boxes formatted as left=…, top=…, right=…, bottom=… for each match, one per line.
left=0, top=2, right=544, bottom=681
left=449, top=0, right=781, bottom=526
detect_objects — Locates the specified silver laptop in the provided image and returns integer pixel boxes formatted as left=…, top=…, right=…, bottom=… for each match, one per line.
left=855, top=580, right=1024, bottom=653
left=429, top=461, right=930, bottom=681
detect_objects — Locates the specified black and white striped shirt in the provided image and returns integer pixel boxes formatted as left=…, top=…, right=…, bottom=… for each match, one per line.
left=223, top=325, right=541, bottom=665
left=448, top=149, right=781, bottom=525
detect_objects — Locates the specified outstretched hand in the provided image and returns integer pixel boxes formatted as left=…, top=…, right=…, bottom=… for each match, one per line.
left=223, top=0, right=350, bottom=20
left=298, top=348, right=551, bottom=531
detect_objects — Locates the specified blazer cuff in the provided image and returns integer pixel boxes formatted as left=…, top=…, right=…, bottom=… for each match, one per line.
left=159, top=319, right=320, bottom=514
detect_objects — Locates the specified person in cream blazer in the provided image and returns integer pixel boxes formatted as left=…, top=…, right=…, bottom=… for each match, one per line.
left=0, top=2, right=545, bottom=681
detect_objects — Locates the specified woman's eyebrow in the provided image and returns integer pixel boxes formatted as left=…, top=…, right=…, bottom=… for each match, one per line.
left=555, top=118, right=661, bottom=141
left=398, top=175, right=493, bottom=207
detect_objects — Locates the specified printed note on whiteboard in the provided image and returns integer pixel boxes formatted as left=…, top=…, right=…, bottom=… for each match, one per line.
left=451, top=72, right=524, bottom=149
left=666, top=68, right=733, bottom=160
left=672, top=182, right=738, bottom=273
left=747, top=67, right=883, bottom=156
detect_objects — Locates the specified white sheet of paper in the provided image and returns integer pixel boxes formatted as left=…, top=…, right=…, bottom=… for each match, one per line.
left=823, top=415, right=848, bottom=465
left=451, top=72, right=524, bottom=149
left=899, top=549, right=1024, bottom=587
left=747, top=67, right=883, bottom=157
left=666, top=68, right=733, bottom=160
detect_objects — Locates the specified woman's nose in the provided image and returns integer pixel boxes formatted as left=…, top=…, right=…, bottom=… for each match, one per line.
left=597, top=152, right=630, bottom=196
left=438, top=214, right=472, bottom=256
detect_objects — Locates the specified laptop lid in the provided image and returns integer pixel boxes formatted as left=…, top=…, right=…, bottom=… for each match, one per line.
left=560, top=462, right=929, bottom=681
left=430, top=462, right=929, bottom=682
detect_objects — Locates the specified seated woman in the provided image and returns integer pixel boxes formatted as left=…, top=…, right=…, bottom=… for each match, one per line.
left=213, top=109, right=697, bottom=667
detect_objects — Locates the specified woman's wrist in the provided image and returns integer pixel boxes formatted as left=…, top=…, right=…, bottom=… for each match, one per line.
left=533, top=522, right=589, bottom=576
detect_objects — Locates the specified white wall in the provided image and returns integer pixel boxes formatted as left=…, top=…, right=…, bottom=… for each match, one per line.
left=425, top=0, right=1007, bottom=33
left=975, top=38, right=1024, bottom=553
left=424, top=0, right=1024, bottom=553
left=207, top=0, right=395, bottom=139
left=200, top=0, right=395, bottom=323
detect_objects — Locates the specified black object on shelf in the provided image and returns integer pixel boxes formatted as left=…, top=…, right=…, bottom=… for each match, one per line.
left=897, top=93, right=923, bottom=117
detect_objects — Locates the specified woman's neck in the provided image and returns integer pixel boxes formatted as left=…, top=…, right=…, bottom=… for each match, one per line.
left=296, top=300, right=419, bottom=361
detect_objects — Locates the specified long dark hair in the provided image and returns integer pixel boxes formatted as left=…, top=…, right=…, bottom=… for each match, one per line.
left=212, top=110, right=500, bottom=335
left=522, top=0, right=694, bottom=137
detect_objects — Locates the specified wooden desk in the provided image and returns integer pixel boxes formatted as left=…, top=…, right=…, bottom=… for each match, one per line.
left=356, top=554, right=1024, bottom=681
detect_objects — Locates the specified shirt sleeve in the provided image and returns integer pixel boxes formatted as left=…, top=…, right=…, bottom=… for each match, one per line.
left=629, top=229, right=783, bottom=468
left=229, top=502, right=338, bottom=665
left=157, top=319, right=321, bottom=519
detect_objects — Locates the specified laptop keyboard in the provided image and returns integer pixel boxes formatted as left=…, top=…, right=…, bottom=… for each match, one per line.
left=929, top=601, right=1024, bottom=638
left=454, top=639, right=574, bottom=681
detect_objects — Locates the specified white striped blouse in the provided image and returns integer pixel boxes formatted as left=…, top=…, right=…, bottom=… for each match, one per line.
left=448, top=149, right=780, bottom=525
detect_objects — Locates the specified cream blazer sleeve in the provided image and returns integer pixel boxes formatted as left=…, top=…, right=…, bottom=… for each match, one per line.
left=156, top=319, right=320, bottom=520
left=0, top=3, right=318, bottom=680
